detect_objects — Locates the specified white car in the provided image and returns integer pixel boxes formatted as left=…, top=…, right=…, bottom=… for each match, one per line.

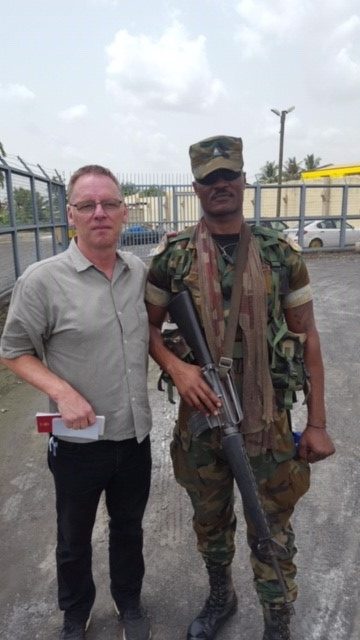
left=286, top=219, right=360, bottom=248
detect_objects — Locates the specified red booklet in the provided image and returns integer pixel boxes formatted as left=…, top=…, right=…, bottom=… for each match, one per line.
left=36, top=413, right=61, bottom=433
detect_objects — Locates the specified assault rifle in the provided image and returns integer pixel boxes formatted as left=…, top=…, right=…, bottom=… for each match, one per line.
left=168, top=289, right=293, bottom=608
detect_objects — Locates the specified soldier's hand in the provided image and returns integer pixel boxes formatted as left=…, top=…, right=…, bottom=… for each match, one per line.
left=298, top=426, right=335, bottom=463
left=168, top=360, right=221, bottom=415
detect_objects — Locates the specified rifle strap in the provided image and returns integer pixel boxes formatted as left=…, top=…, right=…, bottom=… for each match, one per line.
left=219, top=222, right=251, bottom=378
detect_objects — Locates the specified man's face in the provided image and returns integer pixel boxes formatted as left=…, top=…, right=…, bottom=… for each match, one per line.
left=193, top=169, right=245, bottom=219
left=67, top=174, right=127, bottom=253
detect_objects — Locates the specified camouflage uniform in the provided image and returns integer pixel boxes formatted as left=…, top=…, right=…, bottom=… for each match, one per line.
left=146, top=208, right=311, bottom=607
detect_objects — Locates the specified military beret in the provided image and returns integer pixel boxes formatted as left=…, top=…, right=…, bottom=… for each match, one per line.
left=189, top=135, right=243, bottom=180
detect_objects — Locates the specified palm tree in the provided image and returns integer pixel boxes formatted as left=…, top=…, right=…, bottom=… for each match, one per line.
left=303, top=154, right=321, bottom=171
left=283, top=157, right=302, bottom=181
left=257, top=161, right=279, bottom=184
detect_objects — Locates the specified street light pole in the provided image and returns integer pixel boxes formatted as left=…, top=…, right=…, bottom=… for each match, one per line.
left=271, top=106, right=295, bottom=218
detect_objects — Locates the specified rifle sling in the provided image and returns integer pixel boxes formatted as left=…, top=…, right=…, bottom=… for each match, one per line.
left=219, top=222, right=251, bottom=377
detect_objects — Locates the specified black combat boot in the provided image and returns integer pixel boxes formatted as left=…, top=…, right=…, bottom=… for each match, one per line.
left=187, top=564, right=238, bottom=640
left=262, top=605, right=293, bottom=640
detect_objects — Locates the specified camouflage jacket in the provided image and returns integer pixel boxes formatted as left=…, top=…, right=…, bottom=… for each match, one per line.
left=146, top=224, right=312, bottom=459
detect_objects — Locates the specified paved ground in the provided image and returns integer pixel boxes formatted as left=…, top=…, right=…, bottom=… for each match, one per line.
left=0, top=253, right=359, bottom=640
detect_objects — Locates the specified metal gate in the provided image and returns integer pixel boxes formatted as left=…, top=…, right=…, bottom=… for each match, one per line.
left=0, top=156, right=67, bottom=299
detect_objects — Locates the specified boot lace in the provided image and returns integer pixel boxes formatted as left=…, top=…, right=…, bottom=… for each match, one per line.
left=198, top=567, right=233, bottom=632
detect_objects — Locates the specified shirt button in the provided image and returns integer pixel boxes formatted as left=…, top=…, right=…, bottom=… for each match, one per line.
left=128, top=369, right=132, bottom=373
left=131, top=397, right=135, bottom=401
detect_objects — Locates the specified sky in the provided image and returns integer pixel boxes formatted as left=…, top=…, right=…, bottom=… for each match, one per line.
left=1, top=0, right=360, bottom=183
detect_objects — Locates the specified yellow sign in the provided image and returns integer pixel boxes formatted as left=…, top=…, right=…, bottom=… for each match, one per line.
left=302, top=165, right=360, bottom=180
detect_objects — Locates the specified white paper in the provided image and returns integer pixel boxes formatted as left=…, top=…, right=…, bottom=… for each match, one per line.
left=52, top=416, right=105, bottom=440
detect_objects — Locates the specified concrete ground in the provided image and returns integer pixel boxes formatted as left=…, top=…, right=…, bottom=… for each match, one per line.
left=0, top=253, right=359, bottom=640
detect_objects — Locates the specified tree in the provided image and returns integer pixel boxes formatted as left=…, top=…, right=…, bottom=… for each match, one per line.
left=283, top=157, right=303, bottom=181
left=12, top=187, right=49, bottom=224
left=257, top=161, right=279, bottom=184
left=303, top=154, right=321, bottom=171
left=121, top=182, right=138, bottom=197
left=139, top=185, right=166, bottom=197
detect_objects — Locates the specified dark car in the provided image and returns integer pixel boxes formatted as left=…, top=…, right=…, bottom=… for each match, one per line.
left=121, top=224, right=161, bottom=246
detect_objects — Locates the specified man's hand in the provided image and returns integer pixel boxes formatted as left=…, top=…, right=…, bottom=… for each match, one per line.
left=167, top=359, right=221, bottom=415
left=56, top=387, right=97, bottom=429
left=298, top=426, right=335, bottom=463
left=0, top=354, right=97, bottom=429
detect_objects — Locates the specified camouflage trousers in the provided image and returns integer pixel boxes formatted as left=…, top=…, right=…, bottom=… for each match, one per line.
left=170, top=426, right=310, bottom=607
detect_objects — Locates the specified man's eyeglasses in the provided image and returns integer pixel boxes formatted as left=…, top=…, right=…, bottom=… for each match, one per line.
left=69, top=199, right=123, bottom=215
left=196, top=169, right=242, bottom=186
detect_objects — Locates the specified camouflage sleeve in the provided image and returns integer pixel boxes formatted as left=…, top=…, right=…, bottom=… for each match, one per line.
left=145, top=236, right=173, bottom=307
left=145, top=281, right=171, bottom=307
left=281, top=239, right=313, bottom=309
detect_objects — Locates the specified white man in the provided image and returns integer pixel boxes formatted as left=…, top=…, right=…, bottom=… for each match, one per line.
left=0, top=165, right=152, bottom=640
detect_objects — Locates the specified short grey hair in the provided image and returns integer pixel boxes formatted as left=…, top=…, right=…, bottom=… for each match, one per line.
left=67, top=165, right=121, bottom=200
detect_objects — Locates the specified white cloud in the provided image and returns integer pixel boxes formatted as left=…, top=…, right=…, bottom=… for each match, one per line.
left=334, top=14, right=360, bottom=38
left=234, top=0, right=359, bottom=59
left=105, top=21, right=225, bottom=112
left=236, top=0, right=306, bottom=37
left=111, top=112, right=179, bottom=168
left=58, top=104, right=89, bottom=121
left=332, top=47, right=360, bottom=97
left=0, top=83, right=35, bottom=101
left=309, top=22, right=360, bottom=102
left=234, top=0, right=360, bottom=102
left=234, top=0, right=308, bottom=57
left=236, top=25, right=263, bottom=58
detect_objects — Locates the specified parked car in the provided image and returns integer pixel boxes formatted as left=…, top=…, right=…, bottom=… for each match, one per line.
left=251, top=220, right=289, bottom=232
left=121, top=224, right=161, bottom=246
left=286, top=219, right=360, bottom=248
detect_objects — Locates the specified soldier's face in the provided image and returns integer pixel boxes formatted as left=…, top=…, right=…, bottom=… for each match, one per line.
left=193, top=170, right=245, bottom=219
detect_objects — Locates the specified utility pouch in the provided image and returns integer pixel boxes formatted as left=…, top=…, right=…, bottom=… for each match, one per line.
left=267, top=322, right=310, bottom=410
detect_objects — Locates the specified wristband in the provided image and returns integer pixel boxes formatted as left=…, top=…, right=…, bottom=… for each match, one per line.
left=307, top=423, right=326, bottom=429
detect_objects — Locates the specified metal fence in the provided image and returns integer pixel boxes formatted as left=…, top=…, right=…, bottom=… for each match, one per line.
left=121, top=179, right=360, bottom=258
left=0, top=156, right=67, bottom=300
left=1, top=158, right=360, bottom=300
left=121, top=179, right=360, bottom=228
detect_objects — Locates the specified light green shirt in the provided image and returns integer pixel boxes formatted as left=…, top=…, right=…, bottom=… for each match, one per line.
left=0, top=240, right=152, bottom=443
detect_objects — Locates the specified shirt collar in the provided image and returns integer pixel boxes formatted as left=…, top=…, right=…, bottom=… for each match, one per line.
left=68, top=238, right=131, bottom=273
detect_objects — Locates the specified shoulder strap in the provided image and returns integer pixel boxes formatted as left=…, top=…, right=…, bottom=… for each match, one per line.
left=219, top=223, right=251, bottom=376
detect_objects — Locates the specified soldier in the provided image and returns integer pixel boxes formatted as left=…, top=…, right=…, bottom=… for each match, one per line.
left=145, top=136, right=335, bottom=640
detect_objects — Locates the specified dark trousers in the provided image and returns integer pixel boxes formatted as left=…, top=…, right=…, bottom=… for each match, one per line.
left=48, top=436, right=152, bottom=623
